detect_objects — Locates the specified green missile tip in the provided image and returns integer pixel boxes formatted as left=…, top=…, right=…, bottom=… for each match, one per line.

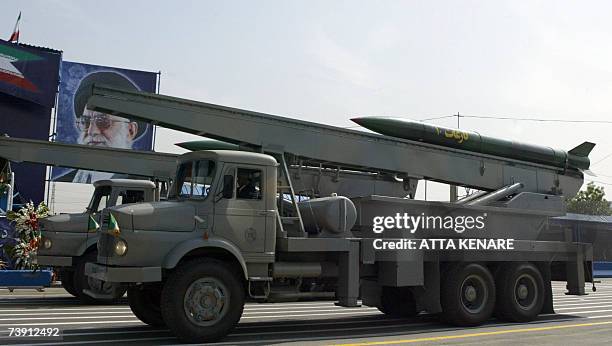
left=176, top=139, right=239, bottom=152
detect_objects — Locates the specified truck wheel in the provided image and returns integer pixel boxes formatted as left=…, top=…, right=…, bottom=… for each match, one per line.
left=128, top=285, right=165, bottom=327
left=74, top=251, right=127, bottom=304
left=378, top=286, right=418, bottom=317
left=441, top=263, right=495, bottom=326
left=161, top=258, right=245, bottom=343
left=495, top=263, right=544, bottom=322
left=59, top=270, right=78, bottom=297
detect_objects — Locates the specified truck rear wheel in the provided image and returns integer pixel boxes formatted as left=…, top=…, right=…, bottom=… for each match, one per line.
left=441, top=263, right=495, bottom=326
left=160, top=258, right=245, bottom=343
left=74, top=251, right=127, bottom=304
left=59, top=270, right=78, bottom=297
left=127, top=285, right=165, bottom=327
left=378, top=286, right=418, bottom=318
left=495, top=262, right=544, bottom=322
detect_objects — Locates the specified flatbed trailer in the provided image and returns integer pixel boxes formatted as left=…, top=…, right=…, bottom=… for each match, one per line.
left=80, top=85, right=593, bottom=343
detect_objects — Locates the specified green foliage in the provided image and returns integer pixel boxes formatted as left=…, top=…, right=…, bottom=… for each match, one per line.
left=566, top=182, right=612, bottom=215
left=5, top=202, right=50, bottom=270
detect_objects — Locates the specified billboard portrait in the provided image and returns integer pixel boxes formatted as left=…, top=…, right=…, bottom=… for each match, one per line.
left=51, top=61, right=157, bottom=183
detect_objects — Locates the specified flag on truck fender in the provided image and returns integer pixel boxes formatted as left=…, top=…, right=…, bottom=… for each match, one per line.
left=87, top=215, right=100, bottom=233
left=8, top=12, right=21, bottom=43
left=109, top=213, right=120, bottom=236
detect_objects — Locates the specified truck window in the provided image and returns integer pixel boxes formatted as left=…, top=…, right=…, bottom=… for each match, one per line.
left=117, top=190, right=146, bottom=205
left=177, top=161, right=194, bottom=197
left=193, top=160, right=215, bottom=198
left=236, top=168, right=262, bottom=200
left=88, top=186, right=112, bottom=213
left=176, top=160, right=216, bottom=199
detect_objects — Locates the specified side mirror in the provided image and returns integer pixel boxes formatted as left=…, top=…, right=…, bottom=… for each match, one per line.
left=222, top=175, right=234, bottom=199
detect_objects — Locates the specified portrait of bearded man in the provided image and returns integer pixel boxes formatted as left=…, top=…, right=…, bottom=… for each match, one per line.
left=61, top=71, right=150, bottom=183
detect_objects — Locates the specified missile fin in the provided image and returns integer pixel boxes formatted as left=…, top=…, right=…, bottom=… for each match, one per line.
left=569, top=142, right=596, bottom=157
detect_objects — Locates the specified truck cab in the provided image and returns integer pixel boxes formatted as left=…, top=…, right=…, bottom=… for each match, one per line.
left=91, top=151, right=277, bottom=273
left=37, top=179, right=157, bottom=303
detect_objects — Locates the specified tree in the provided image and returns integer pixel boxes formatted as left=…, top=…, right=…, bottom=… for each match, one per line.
left=566, top=182, right=612, bottom=215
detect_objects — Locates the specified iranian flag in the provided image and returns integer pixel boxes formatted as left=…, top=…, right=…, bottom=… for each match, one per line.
left=87, top=215, right=100, bottom=233
left=108, top=213, right=121, bottom=236
left=8, top=12, right=21, bottom=43
left=0, top=43, right=41, bottom=91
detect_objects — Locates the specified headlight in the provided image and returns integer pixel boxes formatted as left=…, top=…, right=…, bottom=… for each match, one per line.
left=114, top=239, right=128, bottom=256
left=43, top=238, right=52, bottom=249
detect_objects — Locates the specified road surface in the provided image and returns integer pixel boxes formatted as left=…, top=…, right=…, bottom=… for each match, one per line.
left=1, top=280, right=612, bottom=345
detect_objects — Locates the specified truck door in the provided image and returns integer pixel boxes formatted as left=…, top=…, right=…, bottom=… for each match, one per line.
left=88, top=186, right=112, bottom=229
left=214, top=165, right=266, bottom=253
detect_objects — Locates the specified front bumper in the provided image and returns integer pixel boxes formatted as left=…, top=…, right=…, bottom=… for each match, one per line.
left=35, top=255, right=73, bottom=267
left=85, top=262, right=161, bottom=283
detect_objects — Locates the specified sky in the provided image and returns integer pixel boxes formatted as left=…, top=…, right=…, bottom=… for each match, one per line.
left=2, top=0, right=612, bottom=212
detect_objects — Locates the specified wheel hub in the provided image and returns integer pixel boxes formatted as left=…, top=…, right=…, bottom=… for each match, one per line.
left=184, top=278, right=228, bottom=326
left=464, top=286, right=477, bottom=302
left=460, top=274, right=488, bottom=314
left=515, top=273, right=538, bottom=311
left=517, top=284, right=529, bottom=300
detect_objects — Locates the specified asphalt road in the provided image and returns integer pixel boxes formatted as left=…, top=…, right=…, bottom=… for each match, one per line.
left=1, top=280, right=612, bottom=345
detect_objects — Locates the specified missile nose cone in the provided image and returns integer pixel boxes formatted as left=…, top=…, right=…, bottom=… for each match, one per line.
left=351, top=116, right=391, bottom=128
left=176, top=138, right=239, bottom=151
left=350, top=117, right=392, bottom=135
left=350, top=117, right=367, bottom=126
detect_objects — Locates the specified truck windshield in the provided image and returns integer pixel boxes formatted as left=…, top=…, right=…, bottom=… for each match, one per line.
left=87, top=186, right=112, bottom=213
left=176, top=160, right=216, bottom=199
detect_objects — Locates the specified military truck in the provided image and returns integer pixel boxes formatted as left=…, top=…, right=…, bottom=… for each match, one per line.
left=83, top=86, right=594, bottom=343
left=0, top=137, right=176, bottom=302
left=0, top=136, right=405, bottom=303
left=38, top=179, right=158, bottom=302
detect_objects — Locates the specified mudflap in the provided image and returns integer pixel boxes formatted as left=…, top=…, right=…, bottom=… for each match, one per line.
left=537, top=262, right=554, bottom=314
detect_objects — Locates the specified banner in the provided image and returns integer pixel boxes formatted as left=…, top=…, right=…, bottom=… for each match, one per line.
left=0, top=93, right=52, bottom=204
left=51, top=61, right=157, bottom=183
left=0, top=40, right=61, bottom=108
left=0, top=42, right=60, bottom=204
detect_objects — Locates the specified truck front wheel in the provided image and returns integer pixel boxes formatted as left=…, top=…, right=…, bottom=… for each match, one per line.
left=127, top=284, right=165, bottom=327
left=160, top=258, right=245, bottom=343
left=495, top=263, right=544, bottom=322
left=58, top=270, right=78, bottom=297
left=378, top=286, right=418, bottom=318
left=74, top=251, right=126, bottom=304
left=441, top=263, right=496, bottom=326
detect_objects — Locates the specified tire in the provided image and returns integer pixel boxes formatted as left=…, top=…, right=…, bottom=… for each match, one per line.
left=128, top=285, right=165, bottom=327
left=495, top=262, right=545, bottom=322
left=378, top=286, right=418, bottom=318
left=441, top=263, right=496, bottom=326
left=59, top=270, right=78, bottom=297
left=74, top=251, right=127, bottom=304
left=161, top=258, right=245, bottom=343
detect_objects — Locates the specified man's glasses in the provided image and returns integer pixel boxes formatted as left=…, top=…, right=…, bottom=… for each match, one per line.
left=76, top=114, right=131, bottom=132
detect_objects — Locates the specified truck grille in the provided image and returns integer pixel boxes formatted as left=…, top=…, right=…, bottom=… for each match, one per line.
left=98, top=233, right=116, bottom=258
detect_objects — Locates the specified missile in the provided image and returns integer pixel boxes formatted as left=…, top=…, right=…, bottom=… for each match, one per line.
left=351, top=117, right=594, bottom=171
